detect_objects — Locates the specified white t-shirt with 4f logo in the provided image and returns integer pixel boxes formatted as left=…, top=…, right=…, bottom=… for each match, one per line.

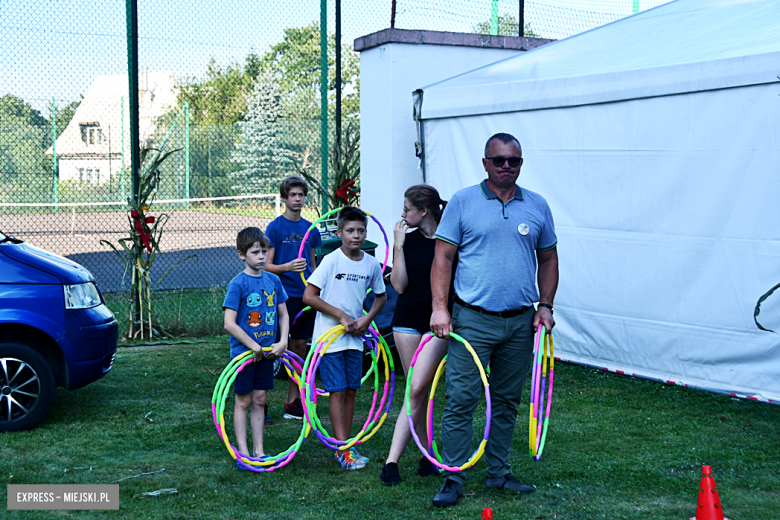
left=307, top=247, right=386, bottom=353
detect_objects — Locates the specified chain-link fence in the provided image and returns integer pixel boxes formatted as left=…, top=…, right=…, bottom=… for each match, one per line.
left=2, top=0, right=669, bottom=336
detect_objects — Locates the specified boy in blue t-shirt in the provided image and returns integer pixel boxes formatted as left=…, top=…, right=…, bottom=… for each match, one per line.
left=264, top=176, right=323, bottom=420
left=303, top=207, right=387, bottom=470
left=223, top=227, right=289, bottom=463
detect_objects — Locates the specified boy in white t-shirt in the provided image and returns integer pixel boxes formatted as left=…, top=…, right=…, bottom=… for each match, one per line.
left=303, top=206, right=387, bottom=470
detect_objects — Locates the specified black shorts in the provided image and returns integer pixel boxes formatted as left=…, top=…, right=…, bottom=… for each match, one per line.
left=284, top=296, right=317, bottom=340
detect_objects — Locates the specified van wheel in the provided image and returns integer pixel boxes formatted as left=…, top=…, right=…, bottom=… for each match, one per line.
left=0, top=342, right=55, bottom=432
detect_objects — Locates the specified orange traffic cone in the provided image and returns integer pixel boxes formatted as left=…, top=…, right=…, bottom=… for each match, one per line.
left=689, top=465, right=730, bottom=520
left=481, top=507, right=494, bottom=520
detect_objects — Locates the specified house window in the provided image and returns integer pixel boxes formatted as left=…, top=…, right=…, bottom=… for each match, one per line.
left=94, top=168, right=100, bottom=183
left=86, top=169, right=93, bottom=183
left=78, top=168, right=85, bottom=182
left=79, top=123, right=101, bottom=146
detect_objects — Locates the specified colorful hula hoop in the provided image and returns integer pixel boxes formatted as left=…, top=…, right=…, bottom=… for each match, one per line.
left=212, top=348, right=310, bottom=472
left=296, top=207, right=390, bottom=287
left=529, top=324, right=554, bottom=460
left=407, top=333, right=492, bottom=472
left=301, top=324, right=395, bottom=451
left=289, top=306, right=385, bottom=389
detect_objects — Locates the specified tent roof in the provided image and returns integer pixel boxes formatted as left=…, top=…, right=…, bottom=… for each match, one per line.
left=419, top=0, right=780, bottom=119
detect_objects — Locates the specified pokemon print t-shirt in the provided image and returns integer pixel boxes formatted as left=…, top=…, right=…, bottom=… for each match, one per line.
left=223, top=271, right=288, bottom=358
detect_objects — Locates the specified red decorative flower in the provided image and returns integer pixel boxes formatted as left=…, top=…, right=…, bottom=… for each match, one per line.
left=335, top=179, right=357, bottom=203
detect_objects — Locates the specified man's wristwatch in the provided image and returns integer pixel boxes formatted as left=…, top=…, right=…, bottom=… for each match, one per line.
left=538, top=303, right=553, bottom=314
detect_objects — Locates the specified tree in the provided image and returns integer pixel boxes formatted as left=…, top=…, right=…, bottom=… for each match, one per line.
left=162, top=23, right=361, bottom=201
left=261, top=22, right=360, bottom=120
left=0, top=95, right=51, bottom=194
left=162, top=53, right=262, bottom=199
left=177, top=51, right=262, bottom=126
left=231, top=73, right=292, bottom=194
left=55, top=99, right=81, bottom=140
left=474, top=15, right=539, bottom=38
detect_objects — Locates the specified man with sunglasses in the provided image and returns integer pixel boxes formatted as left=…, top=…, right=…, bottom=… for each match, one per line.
left=429, top=132, right=559, bottom=507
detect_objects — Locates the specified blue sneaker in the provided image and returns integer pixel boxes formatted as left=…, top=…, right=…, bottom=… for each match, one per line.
left=336, top=450, right=366, bottom=470
left=350, top=448, right=369, bottom=464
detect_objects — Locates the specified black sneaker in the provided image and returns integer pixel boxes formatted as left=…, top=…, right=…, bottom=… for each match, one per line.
left=432, top=479, right=463, bottom=507
left=418, top=455, right=439, bottom=477
left=485, top=474, right=534, bottom=494
left=379, top=462, right=402, bottom=486
left=283, top=398, right=304, bottom=420
left=264, top=403, right=273, bottom=426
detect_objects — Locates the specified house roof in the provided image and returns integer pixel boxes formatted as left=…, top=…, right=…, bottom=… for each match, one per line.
left=48, top=72, right=178, bottom=157
left=419, top=0, right=780, bottom=119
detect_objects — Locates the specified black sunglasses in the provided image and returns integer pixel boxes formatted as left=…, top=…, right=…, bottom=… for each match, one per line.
left=485, top=156, right=522, bottom=168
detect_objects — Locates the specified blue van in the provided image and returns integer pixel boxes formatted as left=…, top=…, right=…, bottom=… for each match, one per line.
left=0, top=230, right=118, bottom=431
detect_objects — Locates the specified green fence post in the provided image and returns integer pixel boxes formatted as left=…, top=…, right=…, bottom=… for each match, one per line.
left=52, top=97, right=58, bottom=212
left=125, top=0, right=141, bottom=329
left=185, top=101, right=190, bottom=207
left=207, top=124, right=212, bottom=198
left=335, top=0, right=342, bottom=163
left=320, top=0, right=328, bottom=214
left=125, top=0, right=140, bottom=206
left=633, top=0, right=639, bottom=14
left=491, top=0, right=498, bottom=35
left=121, top=96, right=126, bottom=202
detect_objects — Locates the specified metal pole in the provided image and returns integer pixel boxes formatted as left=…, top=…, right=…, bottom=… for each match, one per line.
left=108, top=124, right=113, bottom=196
left=207, top=124, right=212, bottom=197
left=51, top=97, right=58, bottom=212
left=185, top=101, right=190, bottom=207
left=335, top=0, right=342, bottom=167
left=491, top=0, right=498, bottom=35
left=519, top=0, right=525, bottom=37
left=391, top=0, right=397, bottom=28
left=125, top=0, right=141, bottom=328
left=125, top=0, right=140, bottom=206
left=121, top=96, right=126, bottom=202
left=320, top=0, right=328, bottom=214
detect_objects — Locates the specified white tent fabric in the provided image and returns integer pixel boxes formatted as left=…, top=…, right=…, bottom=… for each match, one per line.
left=419, top=0, right=780, bottom=403
left=420, top=0, right=780, bottom=119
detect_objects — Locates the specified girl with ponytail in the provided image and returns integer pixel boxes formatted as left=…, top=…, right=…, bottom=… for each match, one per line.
left=379, top=184, right=453, bottom=485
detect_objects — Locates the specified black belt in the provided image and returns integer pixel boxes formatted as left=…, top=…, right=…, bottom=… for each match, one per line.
left=454, top=296, right=531, bottom=318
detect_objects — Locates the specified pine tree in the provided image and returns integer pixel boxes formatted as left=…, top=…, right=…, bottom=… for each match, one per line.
left=231, top=73, right=291, bottom=194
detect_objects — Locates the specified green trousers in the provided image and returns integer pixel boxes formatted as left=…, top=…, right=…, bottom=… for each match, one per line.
left=441, top=303, right=536, bottom=484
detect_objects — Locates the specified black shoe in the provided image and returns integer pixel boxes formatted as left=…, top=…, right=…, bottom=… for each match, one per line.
left=486, top=474, right=534, bottom=494
left=432, top=479, right=463, bottom=507
left=418, top=456, right=439, bottom=477
left=264, top=403, right=273, bottom=426
left=283, top=398, right=304, bottom=420
left=379, top=462, right=402, bottom=486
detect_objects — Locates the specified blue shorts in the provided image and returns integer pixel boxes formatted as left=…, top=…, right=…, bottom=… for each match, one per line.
left=319, top=350, right=362, bottom=393
left=233, top=356, right=275, bottom=395
left=393, top=326, right=425, bottom=335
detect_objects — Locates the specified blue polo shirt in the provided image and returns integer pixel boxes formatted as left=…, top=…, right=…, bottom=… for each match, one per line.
left=436, top=180, right=557, bottom=312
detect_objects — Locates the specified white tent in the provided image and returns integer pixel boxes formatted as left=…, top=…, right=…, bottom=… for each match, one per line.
left=416, top=0, right=780, bottom=403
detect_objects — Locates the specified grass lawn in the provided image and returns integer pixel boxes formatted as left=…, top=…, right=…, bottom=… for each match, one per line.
left=1, top=338, right=778, bottom=519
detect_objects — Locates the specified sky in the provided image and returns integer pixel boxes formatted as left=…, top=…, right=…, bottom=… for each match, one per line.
left=1, top=0, right=668, bottom=114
